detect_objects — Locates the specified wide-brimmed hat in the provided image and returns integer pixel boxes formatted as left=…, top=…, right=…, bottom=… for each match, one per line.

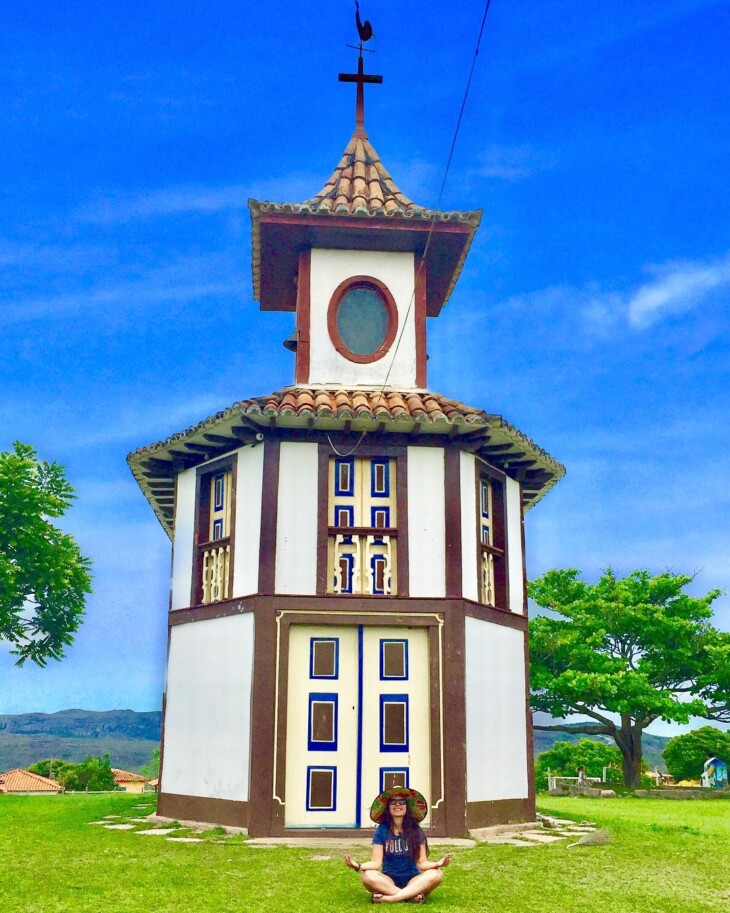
left=370, top=786, right=428, bottom=823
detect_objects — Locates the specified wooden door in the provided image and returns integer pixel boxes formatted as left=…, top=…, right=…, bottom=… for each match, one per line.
left=284, top=624, right=430, bottom=828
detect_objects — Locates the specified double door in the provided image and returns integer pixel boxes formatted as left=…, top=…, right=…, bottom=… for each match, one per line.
left=284, top=624, right=430, bottom=828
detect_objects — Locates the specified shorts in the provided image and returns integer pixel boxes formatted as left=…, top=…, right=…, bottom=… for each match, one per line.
left=384, top=871, right=418, bottom=889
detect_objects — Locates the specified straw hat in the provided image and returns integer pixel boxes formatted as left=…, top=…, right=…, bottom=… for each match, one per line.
left=369, top=786, right=428, bottom=823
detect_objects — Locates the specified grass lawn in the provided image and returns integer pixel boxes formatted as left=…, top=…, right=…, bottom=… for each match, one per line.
left=1, top=793, right=729, bottom=912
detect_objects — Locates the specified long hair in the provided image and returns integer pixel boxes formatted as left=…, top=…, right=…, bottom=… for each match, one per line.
left=381, top=806, right=429, bottom=863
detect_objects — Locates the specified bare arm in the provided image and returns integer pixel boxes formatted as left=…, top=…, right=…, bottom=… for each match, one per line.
left=344, top=844, right=384, bottom=872
left=416, top=846, right=451, bottom=871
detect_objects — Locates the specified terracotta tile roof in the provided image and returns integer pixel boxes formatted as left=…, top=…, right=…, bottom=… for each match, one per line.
left=252, top=132, right=480, bottom=223
left=304, top=132, right=418, bottom=215
left=111, top=768, right=147, bottom=784
left=128, top=386, right=565, bottom=537
left=0, top=768, right=63, bottom=793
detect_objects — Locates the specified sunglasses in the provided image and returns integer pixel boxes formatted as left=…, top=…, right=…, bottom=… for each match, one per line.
left=389, top=798, right=407, bottom=806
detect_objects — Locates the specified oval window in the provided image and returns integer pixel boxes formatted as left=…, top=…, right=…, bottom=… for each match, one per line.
left=328, top=277, right=398, bottom=364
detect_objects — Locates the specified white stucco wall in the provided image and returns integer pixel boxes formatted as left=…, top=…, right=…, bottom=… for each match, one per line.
left=232, top=445, right=264, bottom=597
left=308, top=248, right=417, bottom=387
left=505, top=476, right=525, bottom=615
left=171, top=467, right=196, bottom=610
left=464, top=617, right=529, bottom=802
left=407, top=446, right=445, bottom=597
left=161, top=613, right=254, bottom=800
left=275, top=441, right=319, bottom=594
left=460, top=452, right=478, bottom=602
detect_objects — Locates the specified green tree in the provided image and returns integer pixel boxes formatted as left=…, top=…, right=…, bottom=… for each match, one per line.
left=534, top=738, right=622, bottom=791
left=27, top=758, right=74, bottom=781
left=139, top=747, right=160, bottom=780
left=61, top=755, right=116, bottom=791
left=662, top=726, right=730, bottom=781
left=0, top=442, right=92, bottom=666
left=529, top=568, right=729, bottom=788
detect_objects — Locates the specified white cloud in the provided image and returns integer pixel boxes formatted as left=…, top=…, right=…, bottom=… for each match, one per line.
left=66, top=393, right=232, bottom=449
left=498, top=250, right=730, bottom=335
left=0, top=252, right=243, bottom=327
left=470, top=144, right=555, bottom=181
left=76, top=174, right=323, bottom=224
left=627, top=254, right=730, bottom=328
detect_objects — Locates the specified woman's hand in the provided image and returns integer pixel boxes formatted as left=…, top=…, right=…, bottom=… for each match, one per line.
left=344, top=853, right=361, bottom=872
left=436, top=854, right=452, bottom=868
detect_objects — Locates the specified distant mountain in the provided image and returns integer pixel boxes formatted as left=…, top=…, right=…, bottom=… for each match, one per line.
left=533, top=724, right=669, bottom=772
left=0, top=709, right=161, bottom=772
left=0, top=709, right=671, bottom=775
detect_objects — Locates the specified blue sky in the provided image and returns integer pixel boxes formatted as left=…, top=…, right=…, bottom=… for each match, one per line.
left=2, top=1, right=729, bottom=736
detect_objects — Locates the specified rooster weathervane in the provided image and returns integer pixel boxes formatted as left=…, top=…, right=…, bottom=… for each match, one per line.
left=339, top=2, right=382, bottom=137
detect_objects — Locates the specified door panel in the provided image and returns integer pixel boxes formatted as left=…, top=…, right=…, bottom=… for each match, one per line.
left=285, top=626, right=359, bottom=826
left=360, top=627, right=430, bottom=826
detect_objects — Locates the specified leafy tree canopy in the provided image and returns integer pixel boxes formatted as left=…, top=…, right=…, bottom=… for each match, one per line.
left=139, top=747, right=160, bottom=780
left=534, top=738, right=622, bottom=791
left=529, top=568, right=729, bottom=786
left=0, top=442, right=92, bottom=666
left=27, top=758, right=75, bottom=780
left=61, top=754, right=116, bottom=792
left=662, top=726, right=730, bottom=781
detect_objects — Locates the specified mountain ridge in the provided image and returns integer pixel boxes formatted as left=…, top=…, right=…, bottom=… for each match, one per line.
left=0, top=709, right=670, bottom=773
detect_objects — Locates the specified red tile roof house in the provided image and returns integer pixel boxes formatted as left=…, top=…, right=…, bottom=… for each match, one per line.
left=0, top=768, right=64, bottom=795
left=112, top=768, right=148, bottom=794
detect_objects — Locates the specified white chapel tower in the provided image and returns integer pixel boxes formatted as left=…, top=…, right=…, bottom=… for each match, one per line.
left=128, top=38, right=564, bottom=837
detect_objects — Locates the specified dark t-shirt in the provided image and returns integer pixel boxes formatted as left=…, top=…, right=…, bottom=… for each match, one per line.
left=373, top=823, right=424, bottom=882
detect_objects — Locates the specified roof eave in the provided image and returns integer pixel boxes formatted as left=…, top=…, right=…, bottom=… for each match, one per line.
left=127, top=389, right=564, bottom=538
left=249, top=200, right=482, bottom=315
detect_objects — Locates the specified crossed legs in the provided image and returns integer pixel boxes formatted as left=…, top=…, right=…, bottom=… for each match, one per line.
left=361, top=869, right=443, bottom=903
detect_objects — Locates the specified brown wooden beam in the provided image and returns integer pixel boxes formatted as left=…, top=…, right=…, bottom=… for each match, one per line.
left=184, top=442, right=221, bottom=454
left=140, top=459, right=174, bottom=475
left=203, top=433, right=235, bottom=445
left=167, top=448, right=199, bottom=464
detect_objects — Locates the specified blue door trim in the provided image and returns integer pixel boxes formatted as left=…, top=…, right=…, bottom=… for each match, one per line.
left=355, top=625, right=364, bottom=828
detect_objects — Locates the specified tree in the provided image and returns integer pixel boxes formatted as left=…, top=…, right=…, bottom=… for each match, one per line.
left=27, top=758, right=74, bottom=781
left=0, top=442, right=92, bottom=666
left=528, top=568, right=729, bottom=788
left=139, top=747, right=160, bottom=780
left=534, top=738, right=622, bottom=791
left=662, top=727, right=730, bottom=781
left=61, top=755, right=116, bottom=791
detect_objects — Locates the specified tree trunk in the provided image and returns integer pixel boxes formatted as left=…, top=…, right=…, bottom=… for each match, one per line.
left=615, top=718, right=643, bottom=788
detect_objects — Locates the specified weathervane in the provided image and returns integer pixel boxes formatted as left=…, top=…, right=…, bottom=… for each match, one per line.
left=339, top=1, right=382, bottom=138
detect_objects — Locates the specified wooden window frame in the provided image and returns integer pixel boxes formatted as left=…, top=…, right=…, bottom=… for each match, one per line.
left=191, top=454, right=237, bottom=607
left=475, top=461, right=508, bottom=611
left=317, top=444, right=409, bottom=597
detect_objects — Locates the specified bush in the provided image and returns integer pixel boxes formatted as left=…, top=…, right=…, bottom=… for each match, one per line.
left=60, top=754, right=116, bottom=791
left=663, top=727, right=730, bottom=781
left=535, top=739, right=622, bottom=790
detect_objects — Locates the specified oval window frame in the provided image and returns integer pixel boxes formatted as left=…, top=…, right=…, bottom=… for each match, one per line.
left=327, top=276, right=399, bottom=364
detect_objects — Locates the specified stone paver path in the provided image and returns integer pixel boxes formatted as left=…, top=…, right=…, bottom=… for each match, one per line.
left=90, top=810, right=599, bottom=849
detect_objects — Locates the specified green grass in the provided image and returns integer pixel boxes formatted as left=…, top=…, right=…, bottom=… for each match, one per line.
left=1, top=793, right=729, bottom=912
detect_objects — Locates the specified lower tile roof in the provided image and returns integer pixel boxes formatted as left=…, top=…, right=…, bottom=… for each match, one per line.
left=128, top=386, right=565, bottom=536
left=0, top=768, right=64, bottom=792
left=112, top=768, right=147, bottom=783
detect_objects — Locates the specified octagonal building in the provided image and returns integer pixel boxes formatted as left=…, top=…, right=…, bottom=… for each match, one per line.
left=128, top=61, right=564, bottom=837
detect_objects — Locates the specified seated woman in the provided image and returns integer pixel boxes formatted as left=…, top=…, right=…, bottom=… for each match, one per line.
left=344, top=786, right=451, bottom=904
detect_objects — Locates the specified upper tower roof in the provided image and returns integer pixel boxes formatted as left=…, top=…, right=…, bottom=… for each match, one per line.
left=249, top=128, right=481, bottom=316
left=303, top=131, right=418, bottom=216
